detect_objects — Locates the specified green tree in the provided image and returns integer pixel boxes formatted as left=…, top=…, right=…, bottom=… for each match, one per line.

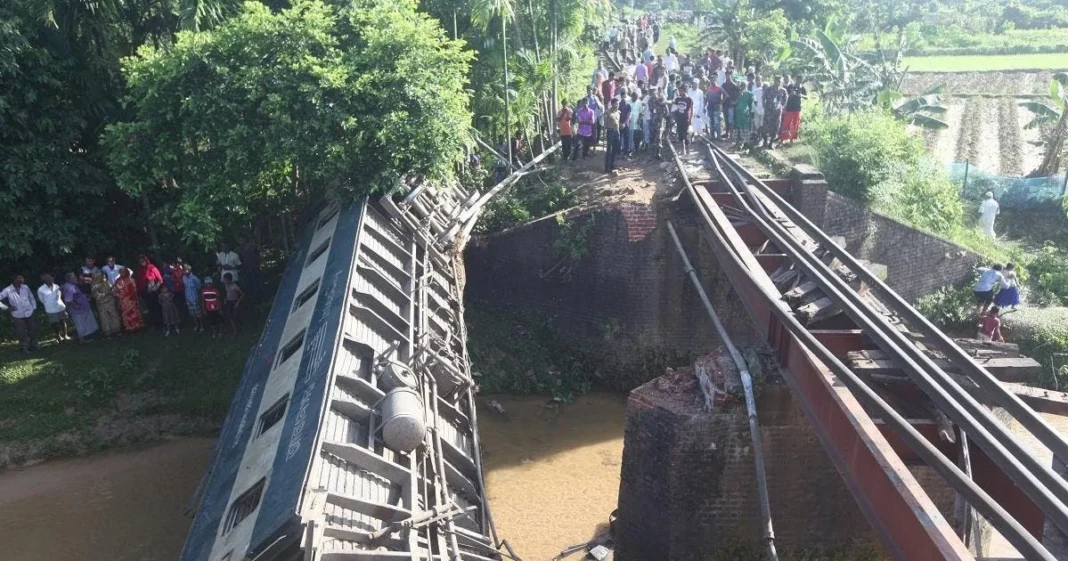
left=698, top=0, right=790, bottom=69
left=104, top=0, right=473, bottom=248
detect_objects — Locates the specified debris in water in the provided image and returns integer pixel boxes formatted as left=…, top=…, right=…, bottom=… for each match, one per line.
left=487, top=400, right=506, bottom=414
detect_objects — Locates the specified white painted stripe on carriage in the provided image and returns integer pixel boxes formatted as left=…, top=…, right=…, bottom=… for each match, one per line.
left=206, top=209, right=342, bottom=561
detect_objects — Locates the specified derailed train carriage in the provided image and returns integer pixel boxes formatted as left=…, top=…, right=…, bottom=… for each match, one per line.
left=181, top=182, right=502, bottom=561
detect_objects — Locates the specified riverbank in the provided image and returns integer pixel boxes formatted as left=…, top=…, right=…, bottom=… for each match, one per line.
left=0, top=309, right=264, bottom=469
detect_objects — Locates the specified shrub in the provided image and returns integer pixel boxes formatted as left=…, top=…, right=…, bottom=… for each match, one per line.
left=1002, top=307, right=1068, bottom=390
left=474, top=177, right=579, bottom=234
left=916, top=282, right=977, bottom=333
left=1026, top=244, right=1068, bottom=306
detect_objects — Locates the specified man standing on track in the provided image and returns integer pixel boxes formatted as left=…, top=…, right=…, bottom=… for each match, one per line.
left=672, top=88, right=694, bottom=155
left=649, top=89, right=670, bottom=160
left=604, top=99, right=622, bottom=174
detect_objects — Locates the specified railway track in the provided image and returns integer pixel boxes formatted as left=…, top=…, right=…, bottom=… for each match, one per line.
left=668, top=138, right=1068, bottom=560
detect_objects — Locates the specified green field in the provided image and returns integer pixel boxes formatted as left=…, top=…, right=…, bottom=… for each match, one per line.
left=904, top=53, right=1068, bottom=72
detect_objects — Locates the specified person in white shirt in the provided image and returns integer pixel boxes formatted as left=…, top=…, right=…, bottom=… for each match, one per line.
left=751, top=77, right=765, bottom=142
left=1, top=275, right=38, bottom=353
left=36, top=273, right=70, bottom=342
left=102, top=255, right=126, bottom=286
left=979, top=191, right=1000, bottom=239
left=688, top=80, right=705, bottom=139
left=216, top=242, right=243, bottom=282
left=664, top=50, right=679, bottom=74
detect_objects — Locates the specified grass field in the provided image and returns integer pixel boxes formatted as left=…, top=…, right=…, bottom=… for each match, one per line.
left=904, top=53, right=1068, bottom=72
left=0, top=306, right=265, bottom=467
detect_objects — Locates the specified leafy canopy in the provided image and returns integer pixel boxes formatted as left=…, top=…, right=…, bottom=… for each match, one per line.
left=104, top=0, right=473, bottom=248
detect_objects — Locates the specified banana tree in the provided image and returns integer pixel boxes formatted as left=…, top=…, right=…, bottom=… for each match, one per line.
left=1020, top=72, right=1068, bottom=178
left=876, top=85, right=949, bottom=129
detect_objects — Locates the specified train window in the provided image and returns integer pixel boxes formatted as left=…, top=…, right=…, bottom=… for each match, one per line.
left=292, top=279, right=320, bottom=313
left=258, top=395, right=289, bottom=436
left=223, top=479, right=265, bottom=535
left=306, top=238, right=331, bottom=267
left=277, top=329, right=306, bottom=367
left=317, top=206, right=340, bottom=231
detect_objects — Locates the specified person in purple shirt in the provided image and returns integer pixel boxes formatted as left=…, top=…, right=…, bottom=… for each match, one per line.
left=634, top=61, right=648, bottom=84
left=575, top=99, right=597, bottom=160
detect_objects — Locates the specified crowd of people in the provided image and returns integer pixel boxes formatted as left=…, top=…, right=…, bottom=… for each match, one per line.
left=0, top=241, right=261, bottom=354
left=559, top=16, right=807, bottom=174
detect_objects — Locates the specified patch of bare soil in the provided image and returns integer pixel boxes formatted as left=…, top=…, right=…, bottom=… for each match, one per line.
left=901, top=71, right=1054, bottom=96
left=554, top=144, right=683, bottom=209
left=998, top=97, right=1024, bottom=176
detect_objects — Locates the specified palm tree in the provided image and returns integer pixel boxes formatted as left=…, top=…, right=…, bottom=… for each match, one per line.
left=1020, top=72, right=1068, bottom=178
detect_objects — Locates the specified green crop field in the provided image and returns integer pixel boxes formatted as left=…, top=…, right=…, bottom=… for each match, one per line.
left=904, top=53, right=1068, bottom=72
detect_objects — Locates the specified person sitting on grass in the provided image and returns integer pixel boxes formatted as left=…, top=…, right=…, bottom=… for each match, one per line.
left=978, top=306, right=1005, bottom=343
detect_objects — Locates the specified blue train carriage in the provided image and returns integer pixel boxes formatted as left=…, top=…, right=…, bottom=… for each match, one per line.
left=181, top=180, right=502, bottom=561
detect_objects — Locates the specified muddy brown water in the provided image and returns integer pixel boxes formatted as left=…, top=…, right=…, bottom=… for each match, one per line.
left=0, top=393, right=627, bottom=561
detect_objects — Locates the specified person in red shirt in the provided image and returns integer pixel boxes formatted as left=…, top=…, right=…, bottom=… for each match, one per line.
left=601, top=72, right=616, bottom=107
left=978, top=306, right=1005, bottom=342
left=201, top=277, right=224, bottom=339
left=135, top=254, right=164, bottom=327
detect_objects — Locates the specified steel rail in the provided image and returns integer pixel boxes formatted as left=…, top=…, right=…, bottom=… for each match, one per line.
left=665, top=220, right=780, bottom=561
left=703, top=144, right=1068, bottom=535
left=668, top=142, right=1055, bottom=561
left=707, top=140, right=1068, bottom=478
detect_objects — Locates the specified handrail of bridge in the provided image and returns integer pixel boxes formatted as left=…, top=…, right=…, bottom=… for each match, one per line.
left=707, top=142, right=1068, bottom=530
left=669, top=140, right=1055, bottom=560
left=707, top=140, right=1068, bottom=474
left=665, top=219, right=780, bottom=561
left=706, top=142, right=1068, bottom=539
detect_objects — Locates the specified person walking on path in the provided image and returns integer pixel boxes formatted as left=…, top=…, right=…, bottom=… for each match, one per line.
left=62, top=272, right=98, bottom=341
left=604, top=98, right=622, bottom=174
left=649, top=89, right=670, bottom=160
left=182, top=263, right=205, bottom=333
left=1, top=275, right=38, bottom=353
left=558, top=101, right=575, bottom=162
left=779, top=74, right=807, bottom=142
left=114, top=267, right=145, bottom=332
left=90, top=271, right=122, bottom=337
left=973, top=263, right=1005, bottom=316
left=979, top=191, right=1000, bottom=239
left=37, top=273, right=69, bottom=342
left=994, top=263, right=1021, bottom=310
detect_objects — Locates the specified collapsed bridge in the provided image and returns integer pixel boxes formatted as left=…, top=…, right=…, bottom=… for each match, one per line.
left=623, top=138, right=1068, bottom=561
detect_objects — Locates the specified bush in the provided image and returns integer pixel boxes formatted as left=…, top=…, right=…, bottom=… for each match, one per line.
left=1002, top=307, right=1068, bottom=389
left=916, top=281, right=977, bottom=333
left=1026, top=244, right=1068, bottom=306
left=806, top=108, right=963, bottom=234
left=474, top=177, right=579, bottom=234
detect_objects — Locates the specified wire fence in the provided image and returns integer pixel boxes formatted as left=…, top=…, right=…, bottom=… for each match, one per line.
left=950, top=161, right=1068, bottom=209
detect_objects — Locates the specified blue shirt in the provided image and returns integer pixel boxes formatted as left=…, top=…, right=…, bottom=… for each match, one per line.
left=975, top=268, right=1004, bottom=292
left=182, top=274, right=203, bottom=304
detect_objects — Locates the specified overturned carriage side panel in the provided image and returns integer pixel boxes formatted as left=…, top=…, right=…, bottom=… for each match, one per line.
left=180, top=207, right=319, bottom=561
left=248, top=202, right=366, bottom=554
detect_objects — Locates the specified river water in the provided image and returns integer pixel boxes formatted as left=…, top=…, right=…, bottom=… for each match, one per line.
left=0, top=393, right=627, bottom=561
